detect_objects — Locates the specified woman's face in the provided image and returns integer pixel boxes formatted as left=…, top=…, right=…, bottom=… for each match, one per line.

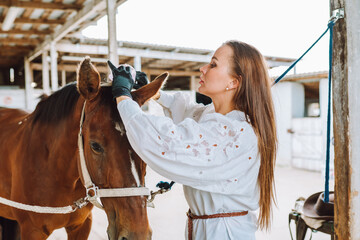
left=199, top=45, right=235, bottom=98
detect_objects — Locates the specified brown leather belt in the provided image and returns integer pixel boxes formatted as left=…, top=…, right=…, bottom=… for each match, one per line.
left=186, top=209, right=248, bottom=240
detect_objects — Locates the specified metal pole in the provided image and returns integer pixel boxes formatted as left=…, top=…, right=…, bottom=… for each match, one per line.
left=42, top=51, right=51, bottom=95
left=50, top=41, right=58, bottom=91
left=106, top=0, right=118, bottom=66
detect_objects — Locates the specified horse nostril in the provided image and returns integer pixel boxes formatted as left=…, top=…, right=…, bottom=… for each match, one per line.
left=121, top=238, right=127, bottom=240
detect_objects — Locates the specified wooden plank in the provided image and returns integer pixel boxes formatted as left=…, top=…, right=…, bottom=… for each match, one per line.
left=30, top=63, right=201, bottom=77
left=278, top=72, right=328, bottom=82
left=0, top=28, right=52, bottom=35
left=0, top=38, right=42, bottom=45
left=144, top=68, right=200, bottom=77
left=55, top=43, right=212, bottom=62
left=21, top=7, right=33, bottom=18
left=330, top=0, right=350, bottom=240
left=4, top=17, right=66, bottom=25
left=0, top=0, right=82, bottom=10
left=0, top=46, right=33, bottom=51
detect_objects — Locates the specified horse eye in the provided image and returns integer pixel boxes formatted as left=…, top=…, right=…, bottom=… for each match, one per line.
left=90, top=141, right=104, bottom=154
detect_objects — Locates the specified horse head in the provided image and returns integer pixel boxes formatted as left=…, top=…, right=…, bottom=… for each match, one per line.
left=77, top=57, right=167, bottom=240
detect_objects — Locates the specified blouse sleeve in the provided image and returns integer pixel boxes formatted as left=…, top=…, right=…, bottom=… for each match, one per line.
left=118, top=99, right=258, bottom=187
left=156, top=91, right=207, bottom=123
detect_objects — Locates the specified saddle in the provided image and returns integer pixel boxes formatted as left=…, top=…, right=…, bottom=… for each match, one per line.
left=289, top=191, right=334, bottom=240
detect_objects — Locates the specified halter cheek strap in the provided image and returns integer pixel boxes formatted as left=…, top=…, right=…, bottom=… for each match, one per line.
left=78, top=101, right=150, bottom=210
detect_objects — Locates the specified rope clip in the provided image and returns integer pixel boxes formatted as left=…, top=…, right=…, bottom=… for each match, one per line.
left=329, top=8, right=344, bottom=24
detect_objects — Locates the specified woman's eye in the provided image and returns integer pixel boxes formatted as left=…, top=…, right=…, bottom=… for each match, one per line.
left=210, top=63, right=216, bottom=68
left=90, top=141, right=104, bottom=154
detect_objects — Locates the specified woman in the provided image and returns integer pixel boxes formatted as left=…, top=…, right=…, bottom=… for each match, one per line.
left=109, top=40, right=277, bottom=239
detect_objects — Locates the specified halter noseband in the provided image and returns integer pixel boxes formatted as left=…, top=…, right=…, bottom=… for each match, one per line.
left=77, top=101, right=150, bottom=209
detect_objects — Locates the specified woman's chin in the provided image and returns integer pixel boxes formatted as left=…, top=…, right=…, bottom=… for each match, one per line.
left=198, top=86, right=205, bottom=95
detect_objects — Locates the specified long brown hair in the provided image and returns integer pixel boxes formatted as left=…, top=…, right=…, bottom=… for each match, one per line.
left=225, top=40, right=277, bottom=230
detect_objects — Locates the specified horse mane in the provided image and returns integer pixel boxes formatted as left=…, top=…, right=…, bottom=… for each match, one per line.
left=31, top=83, right=116, bottom=124
left=31, top=83, right=80, bottom=124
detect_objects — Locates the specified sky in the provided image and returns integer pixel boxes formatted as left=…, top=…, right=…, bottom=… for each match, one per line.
left=82, top=0, right=331, bottom=75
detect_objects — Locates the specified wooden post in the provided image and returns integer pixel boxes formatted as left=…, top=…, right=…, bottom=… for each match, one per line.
left=329, top=0, right=360, bottom=239
left=61, top=70, right=66, bottom=87
left=42, top=51, right=51, bottom=95
left=50, top=41, right=58, bottom=91
left=134, top=55, right=141, bottom=71
left=24, top=57, right=33, bottom=109
left=106, top=0, right=118, bottom=66
left=190, top=75, right=197, bottom=102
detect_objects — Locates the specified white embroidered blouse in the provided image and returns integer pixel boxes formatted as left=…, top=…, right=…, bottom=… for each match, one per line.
left=117, top=91, right=260, bottom=240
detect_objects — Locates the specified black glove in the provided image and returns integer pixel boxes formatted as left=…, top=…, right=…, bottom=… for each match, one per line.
left=107, top=60, right=134, bottom=99
left=134, top=71, right=149, bottom=89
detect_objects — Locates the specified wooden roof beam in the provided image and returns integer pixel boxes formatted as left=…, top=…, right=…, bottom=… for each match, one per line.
left=28, top=0, right=127, bottom=61
left=55, top=43, right=213, bottom=62
left=0, top=38, right=42, bottom=45
left=0, top=17, right=66, bottom=25
left=0, top=0, right=82, bottom=10
left=1, top=6, right=21, bottom=31
left=0, top=28, right=52, bottom=35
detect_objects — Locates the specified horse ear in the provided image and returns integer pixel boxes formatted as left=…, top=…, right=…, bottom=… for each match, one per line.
left=131, top=72, right=169, bottom=106
left=77, top=57, right=101, bottom=101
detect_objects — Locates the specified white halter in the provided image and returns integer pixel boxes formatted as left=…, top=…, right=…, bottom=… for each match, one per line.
left=77, top=101, right=150, bottom=209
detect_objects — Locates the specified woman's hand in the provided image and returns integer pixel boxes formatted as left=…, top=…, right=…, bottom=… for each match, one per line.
left=107, top=60, right=135, bottom=99
left=134, top=71, right=149, bottom=89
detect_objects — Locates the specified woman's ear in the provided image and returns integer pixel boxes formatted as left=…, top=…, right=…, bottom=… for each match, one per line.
left=229, top=76, right=241, bottom=90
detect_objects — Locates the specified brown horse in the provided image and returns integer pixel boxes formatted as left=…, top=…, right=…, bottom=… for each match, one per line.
left=0, top=57, right=167, bottom=240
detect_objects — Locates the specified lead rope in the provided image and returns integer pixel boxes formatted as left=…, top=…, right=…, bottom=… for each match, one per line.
left=0, top=196, right=77, bottom=214
left=283, top=11, right=342, bottom=240
left=273, top=16, right=340, bottom=203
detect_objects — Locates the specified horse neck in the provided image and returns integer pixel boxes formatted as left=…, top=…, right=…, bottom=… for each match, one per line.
left=29, top=99, right=85, bottom=183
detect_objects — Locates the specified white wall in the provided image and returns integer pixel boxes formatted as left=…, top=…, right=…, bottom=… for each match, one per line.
left=0, top=88, right=43, bottom=111
left=272, top=82, right=305, bottom=166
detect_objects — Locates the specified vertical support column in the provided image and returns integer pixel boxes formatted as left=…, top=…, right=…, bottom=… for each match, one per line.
left=330, top=0, right=349, bottom=239
left=24, top=57, right=33, bottom=109
left=61, top=70, right=66, bottom=86
left=346, top=0, right=360, bottom=239
left=42, top=51, right=51, bottom=95
left=134, top=55, right=141, bottom=71
left=190, top=75, right=196, bottom=103
left=50, top=41, right=58, bottom=91
left=106, top=0, right=118, bottom=66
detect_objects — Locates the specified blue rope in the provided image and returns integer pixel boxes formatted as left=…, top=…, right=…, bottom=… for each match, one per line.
left=272, top=20, right=337, bottom=202
left=273, top=24, right=332, bottom=85
left=324, top=21, right=335, bottom=203
left=158, top=21, right=337, bottom=200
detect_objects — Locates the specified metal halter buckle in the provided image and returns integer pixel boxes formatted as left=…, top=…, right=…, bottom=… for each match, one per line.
left=86, top=184, right=99, bottom=199
left=73, top=198, right=89, bottom=210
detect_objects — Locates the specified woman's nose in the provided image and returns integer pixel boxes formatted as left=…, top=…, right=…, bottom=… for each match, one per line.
left=199, top=64, right=207, bottom=74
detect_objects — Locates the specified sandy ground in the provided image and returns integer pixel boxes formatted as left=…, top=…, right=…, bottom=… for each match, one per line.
left=48, top=165, right=334, bottom=240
